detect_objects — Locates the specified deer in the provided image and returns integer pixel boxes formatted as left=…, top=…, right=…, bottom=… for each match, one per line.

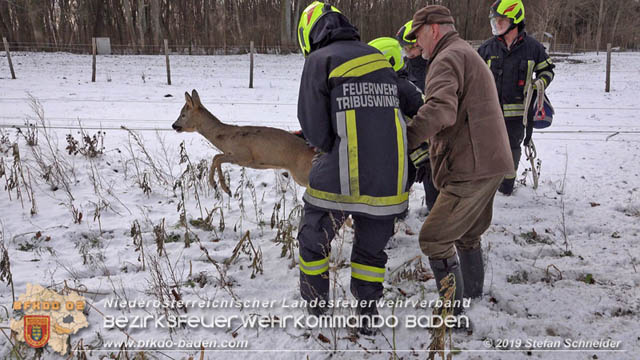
left=172, top=90, right=316, bottom=195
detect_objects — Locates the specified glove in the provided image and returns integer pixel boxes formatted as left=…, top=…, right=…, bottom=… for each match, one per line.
left=523, top=120, right=534, bottom=146
left=415, top=164, right=427, bottom=183
left=409, top=142, right=430, bottom=168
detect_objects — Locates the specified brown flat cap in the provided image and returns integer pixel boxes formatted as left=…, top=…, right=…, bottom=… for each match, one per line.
left=405, top=5, right=455, bottom=40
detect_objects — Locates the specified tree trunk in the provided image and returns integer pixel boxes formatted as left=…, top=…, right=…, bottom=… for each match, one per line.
left=232, top=0, right=242, bottom=45
left=27, top=0, right=46, bottom=45
left=93, top=0, right=106, bottom=37
left=609, top=2, right=622, bottom=45
left=595, top=0, right=605, bottom=53
left=280, top=0, right=292, bottom=47
left=150, top=0, right=161, bottom=47
left=121, top=0, right=137, bottom=48
left=137, top=0, right=146, bottom=51
left=0, top=0, right=12, bottom=40
left=293, top=0, right=301, bottom=46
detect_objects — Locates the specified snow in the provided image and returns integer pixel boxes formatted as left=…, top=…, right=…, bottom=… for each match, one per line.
left=0, top=50, right=639, bottom=360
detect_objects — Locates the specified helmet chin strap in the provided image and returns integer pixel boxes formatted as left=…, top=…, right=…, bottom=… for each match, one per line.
left=497, top=22, right=518, bottom=37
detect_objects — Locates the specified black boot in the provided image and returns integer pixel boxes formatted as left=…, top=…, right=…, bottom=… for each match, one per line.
left=356, top=301, right=379, bottom=336
left=498, top=177, right=515, bottom=195
left=306, top=302, right=327, bottom=317
left=458, top=247, right=484, bottom=299
left=429, top=255, right=464, bottom=315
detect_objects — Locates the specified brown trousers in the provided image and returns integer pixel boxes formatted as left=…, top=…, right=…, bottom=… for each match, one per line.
left=419, top=175, right=503, bottom=260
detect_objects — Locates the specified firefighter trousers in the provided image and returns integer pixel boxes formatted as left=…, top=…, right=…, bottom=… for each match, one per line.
left=297, top=204, right=395, bottom=302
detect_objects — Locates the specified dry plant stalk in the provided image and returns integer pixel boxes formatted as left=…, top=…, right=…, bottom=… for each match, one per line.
left=0, top=234, right=15, bottom=303
left=130, top=220, right=145, bottom=270
left=428, top=273, right=456, bottom=360
left=195, top=233, right=238, bottom=301
left=27, top=94, right=75, bottom=200
left=225, top=230, right=263, bottom=279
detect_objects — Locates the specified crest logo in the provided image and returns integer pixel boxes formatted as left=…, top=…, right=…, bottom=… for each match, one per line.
left=24, top=315, right=50, bottom=348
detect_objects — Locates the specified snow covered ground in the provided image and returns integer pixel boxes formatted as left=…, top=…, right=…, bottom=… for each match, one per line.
left=0, top=50, right=638, bottom=360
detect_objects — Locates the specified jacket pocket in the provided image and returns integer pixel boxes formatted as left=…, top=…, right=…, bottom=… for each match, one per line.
left=515, top=60, right=528, bottom=101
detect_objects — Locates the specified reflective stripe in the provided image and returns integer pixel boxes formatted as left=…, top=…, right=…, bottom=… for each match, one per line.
left=524, top=60, right=535, bottom=96
left=351, top=262, right=385, bottom=283
left=346, top=110, right=359, bottom=196
left=486, top=59, right=492, bottom=68
left=299, top=255, right=329, bottom=276
left=329, top=53, right=391, bottom=79
left=504, top=173, right=516, bottom=180
left=503, top=103, right=525, bottom=111
left=394, top=108, right=406, bottom=196
left=538, top=71, right=554, bottom=84
left=535, top=59, right=552, bottom=71
left=305, top=187, right=408, bottom=206
left=336, top=112, right=350, bottom=195
left=303, top=191, right=408, bottom=217
left=410, top=149, right=429, bottom=165
left=504, top=110, right=524, bottom=117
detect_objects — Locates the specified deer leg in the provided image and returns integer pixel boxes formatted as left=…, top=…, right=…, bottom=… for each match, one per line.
left=211, top=153, right=235, bottom=195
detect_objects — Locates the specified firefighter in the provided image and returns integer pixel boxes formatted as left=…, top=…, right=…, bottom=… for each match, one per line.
left=478, top=0, right=555, bottom=195
left=396, top=20, right=428, bottom=93
left=368, top=37, right=426, bottom=205
left=368, top=37, right=423, bottom=118
left=395, top=20, right=440, bottom=213
left=296, top=1, right=409, bottom=335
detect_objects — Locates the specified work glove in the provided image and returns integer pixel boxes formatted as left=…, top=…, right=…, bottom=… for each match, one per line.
left=409, top=142, right=430, bottom=169
left=523, top=120, right=534, bottom=146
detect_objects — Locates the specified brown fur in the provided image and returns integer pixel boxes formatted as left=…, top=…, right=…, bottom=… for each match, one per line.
left=172, top=90, right=316, bottom=195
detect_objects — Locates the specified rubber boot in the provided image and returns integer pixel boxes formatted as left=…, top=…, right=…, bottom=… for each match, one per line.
left=429, top=254, right=464, bottom=315
left=458, top=247, right=484, bottom=299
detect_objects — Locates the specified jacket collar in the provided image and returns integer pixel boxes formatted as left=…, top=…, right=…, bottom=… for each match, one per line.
left=429, top=31, right=460, bottom=62
left=497, top=30, right=527, bottom=52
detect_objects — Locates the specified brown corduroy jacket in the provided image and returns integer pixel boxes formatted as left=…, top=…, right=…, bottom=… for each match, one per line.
left=407, top=31, right=512, bottom=190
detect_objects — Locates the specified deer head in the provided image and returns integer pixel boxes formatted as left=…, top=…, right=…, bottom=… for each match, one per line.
left=172, top=89, right=204, bottom=133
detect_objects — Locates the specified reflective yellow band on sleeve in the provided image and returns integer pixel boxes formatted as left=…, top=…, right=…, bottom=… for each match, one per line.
left=535, top=59, right=553, bottom=71
left=538, top=71, right=554, bottom=84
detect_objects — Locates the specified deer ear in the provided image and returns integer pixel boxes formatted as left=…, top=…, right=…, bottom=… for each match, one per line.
left=191, top=90, right=202, bottom=108
left=185, top=92, right=194, bottom=108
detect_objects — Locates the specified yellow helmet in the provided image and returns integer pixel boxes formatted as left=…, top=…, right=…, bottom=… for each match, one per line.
left=395, top=20, right=417, bottom=47
left=368, top=37, right=405, bottom=72
left=490, top=0, right=525, bottom=26
left=297, top=1, right=342, bottom=57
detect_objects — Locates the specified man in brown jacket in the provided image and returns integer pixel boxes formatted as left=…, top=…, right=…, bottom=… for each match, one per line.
left=405, top=5, right=512, bottom=314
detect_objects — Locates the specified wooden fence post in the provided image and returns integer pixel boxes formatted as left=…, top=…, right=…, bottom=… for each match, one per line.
left=164, top=39, right=171, bottom=85
left=605, top=43, right=612, bottom=93
left=2, top=37, right=16, bottom=79
left=249, top=41, right=254, bottom=89
left=92, top=37, right=97, bottom=82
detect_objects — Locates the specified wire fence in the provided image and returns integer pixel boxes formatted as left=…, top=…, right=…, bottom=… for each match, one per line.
left=4, top=41, right=301, bottom=55
left=6, top=40, right=638, bottom=56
